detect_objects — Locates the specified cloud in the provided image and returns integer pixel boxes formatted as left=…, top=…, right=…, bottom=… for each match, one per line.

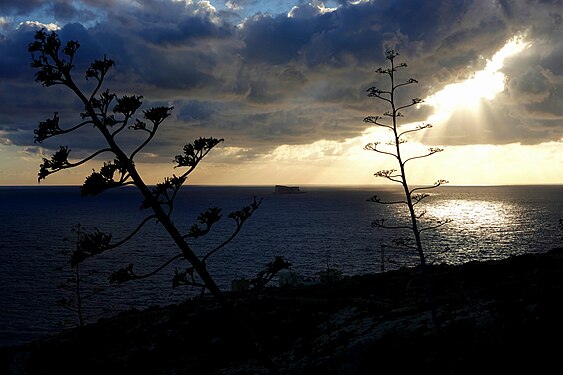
left=0, top=0, right=44, bottom=15
left=224, top=0, right=258, bottom=11
left=288, top=1, right=336, bottom=19
left=0, top=0, right=562, bottom=169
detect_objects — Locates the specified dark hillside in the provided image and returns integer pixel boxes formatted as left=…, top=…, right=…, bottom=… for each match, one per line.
left=3, top=248, right=563, bottom=374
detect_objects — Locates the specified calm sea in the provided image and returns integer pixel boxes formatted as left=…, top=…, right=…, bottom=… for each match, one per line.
left=1, top=185, right=562, bottom=346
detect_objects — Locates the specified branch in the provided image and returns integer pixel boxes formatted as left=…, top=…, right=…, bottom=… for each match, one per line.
left=386, top=139, right=407, bottom=147
left=70, top=229, right=112, bottom=265
left=363, top=116, right=393, bottom=130
left=184, top=207, right=222, bottom=239
left=172, top=267, right=206, bottom=289
left=70, top=148, right=113, bottom=168
left=109, top=254, right=183, bottom=284
left=375, top=67, right=394, bottom=77
left=104, top=214, right=157, bottom=250
left=110, top=117, right=130, bottom=138
left=410, top=179, right=449, bottom=194
left=402, top=147, right=444, bottom=165
left=366, top=86, right=392, bottom=103
left=396, top=97, right=423, bottom=112
left=398, top=123, right=432, bottom=139
left=80, top=159, right=130, bottom=196
left=374, top=169, right=403, bottom=184
left=201, top=225, right=242, bottom=264
left=394, top=78, right=419, bottom=90
left=29, top=30, right=77, bottom=87
left=367, top=195, right=407, bottom=205
left=201, top=197, right=263, bottom=263
left=141, top=175, right=186, bottom=212
left=70, top=215, right=157, bottom=266
left=130, top=106, right=172, bottom=160
left=415, top=209, right=427, bottom=220
left=390, top=237, right=418, bottom=250
left=411, top=193, right=430, bottom=206
left=364, top=142, right=399, bottom=160
left=167, top=178, right=185, bottom=214
left=419, top=219, right=453, bottom=232
left=372, top=218, right=411, bottom=231
left=34, top=113, right=94, bottom=143
left=38, top=147, right=112, bottom=181
left=174, top=137, right=224, bottom=178
left=86, top=55, right=115, bottom=103
left=385, top=50, right=400, bottom=61
left=383, top=110, right=402, bottom=118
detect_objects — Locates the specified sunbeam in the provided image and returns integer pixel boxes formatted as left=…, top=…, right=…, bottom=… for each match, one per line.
left=425, top=35, right=531, bottom=125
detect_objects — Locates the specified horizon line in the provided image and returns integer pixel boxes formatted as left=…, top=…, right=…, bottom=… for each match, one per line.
left=2, top=183, right=563, bottom=188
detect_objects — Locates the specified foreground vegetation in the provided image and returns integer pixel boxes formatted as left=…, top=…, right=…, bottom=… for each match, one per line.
left=3, top=246, right=563, bottom=374
left=30, top=29, right=277, bottom=372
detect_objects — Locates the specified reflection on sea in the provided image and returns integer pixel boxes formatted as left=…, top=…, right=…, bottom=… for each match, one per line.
left=423, top=199, right=526, bottom=263
left=371, top=185, right=562, bottom=267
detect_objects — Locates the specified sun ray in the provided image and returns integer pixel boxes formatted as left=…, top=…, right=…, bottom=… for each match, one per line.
left=425, top=35, right=531, bottom=125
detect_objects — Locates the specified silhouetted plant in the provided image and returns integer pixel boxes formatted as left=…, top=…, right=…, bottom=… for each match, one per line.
left=318, top=249, right=342, bottom=283
left=364, top=50, right=451, bottom=327
left=30, top=30, right=277, bottom=373
left=250, top=256, right=292, bottom=291
left=56, top=224, right=106, bottom=327
left=364, top=50, right=450, bottom=268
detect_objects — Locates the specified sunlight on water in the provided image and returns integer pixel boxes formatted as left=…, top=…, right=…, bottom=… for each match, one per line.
left=426, top=199, right=514, bottom=228
left=422, top=196, right=539, bottom=264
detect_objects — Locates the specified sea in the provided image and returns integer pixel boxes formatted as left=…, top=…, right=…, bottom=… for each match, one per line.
left=1, top=185, right=562, bottom=347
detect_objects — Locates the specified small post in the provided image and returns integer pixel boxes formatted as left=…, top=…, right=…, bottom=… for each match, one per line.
left=380, top=244, right=386, bottom=273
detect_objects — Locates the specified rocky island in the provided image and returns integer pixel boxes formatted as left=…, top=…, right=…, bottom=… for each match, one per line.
left=274, top=185, right=304, bottom=194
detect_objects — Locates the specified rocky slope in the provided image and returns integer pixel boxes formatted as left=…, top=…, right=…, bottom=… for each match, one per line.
left=3, top=247, right=563, bottom=374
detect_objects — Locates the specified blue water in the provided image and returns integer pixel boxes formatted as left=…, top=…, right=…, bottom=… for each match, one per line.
left=0, top=185, right=562, bottom=346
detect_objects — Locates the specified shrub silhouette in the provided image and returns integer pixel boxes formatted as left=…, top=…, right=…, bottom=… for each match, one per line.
left=30, top=29, right=278, bottom=373
left=56, top=224, right=106, bottom=327
left=250, top=256, right=292, bottom=291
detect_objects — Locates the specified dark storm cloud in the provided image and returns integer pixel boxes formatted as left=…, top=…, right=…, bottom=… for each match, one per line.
left=176, top=100, right=219, bottom=123
left=0, top=0, right=44, bottom=14
left=0, top=0, right=118, bottom=14
left=1, top=0, right=562, bottom=164
left=0, top=26, right=37, bottom=78
left=142, top=16, right=232, bottom=46
left=238, top=12, right=329, bottom=65
left=238, top=0, right=499, bottom=70
left=0, top=0, right=100, bottom=23
left=50, top=1, right=84, bottom=20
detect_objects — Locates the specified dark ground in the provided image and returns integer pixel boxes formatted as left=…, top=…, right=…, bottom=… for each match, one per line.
left=3, top=247, right=563, bottom=374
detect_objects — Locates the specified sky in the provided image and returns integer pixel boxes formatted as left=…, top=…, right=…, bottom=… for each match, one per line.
left=0, top=0, right=562, bottom=186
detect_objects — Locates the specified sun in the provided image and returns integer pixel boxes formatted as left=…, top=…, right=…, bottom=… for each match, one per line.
left=425, top=35, right=531, bottom=124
